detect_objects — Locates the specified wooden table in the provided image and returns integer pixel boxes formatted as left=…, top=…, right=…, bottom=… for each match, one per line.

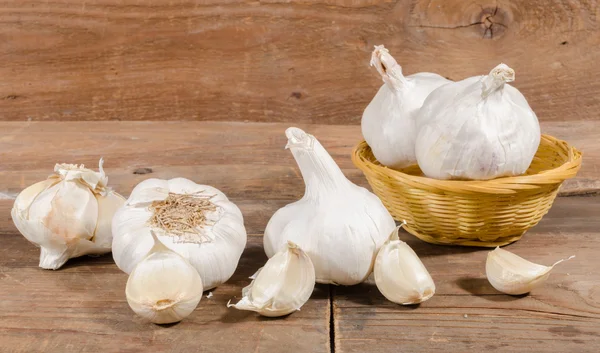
left=1, top=121, right=599, bottom=352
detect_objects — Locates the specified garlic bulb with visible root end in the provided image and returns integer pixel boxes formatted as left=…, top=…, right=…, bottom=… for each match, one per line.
left=415, top=63, right=541, bottom=180
left=11, top=159, right=125, bottom=270
left=486, top=247, right=574, bottom=295
left=362, top=45, right=451, bottom=169
left=112, top=178, right=247, bottom=290
left=126, top=232, right=203, bottom=324
left=228, top=241, right=315, bottom=317
left=263, top=127, right=396, bottom=285
left=374, top=226, right=435, bottom=305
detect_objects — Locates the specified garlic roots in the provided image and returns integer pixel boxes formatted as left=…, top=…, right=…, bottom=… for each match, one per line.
left=228, top=241, right=315, bottom=317
left=415, top=63, right=541, bottom=180
left=486, top=247, right=574, bottom=295
left=126, top=232, right=203, bottom=324
left=362, top=45, right=451, bottom=169
left=112, top=178, right=247, bottom=290
left=264, top=127, right=396, bottom=285
left=374, top=226, right=435, bottom=304
left=11, top=159, right=125, bottom=270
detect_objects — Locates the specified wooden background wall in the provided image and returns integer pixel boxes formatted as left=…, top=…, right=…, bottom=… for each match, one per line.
left=1, top=0, right=599, bottom=123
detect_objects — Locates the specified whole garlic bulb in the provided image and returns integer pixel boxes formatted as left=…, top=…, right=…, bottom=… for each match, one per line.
left=486, top=247, right=574, bottom=295
left=362, top=45, right=451, bottom=169
left=126, top=231, right=203, bottom=324
left=112, top=178, right=247, bottom=290
left=415, top=63, right=541, bottom=180
left=11, top=159, right=125, bottom=270
left=264, top=127, right=396, bottom=285
left=374, top=226, right=435, bottom=304
left=228, top=241, right=315, bottom=317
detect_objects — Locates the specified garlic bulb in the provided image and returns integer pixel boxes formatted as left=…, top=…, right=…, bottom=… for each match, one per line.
left=362, top=45, right=451, bottom=169
left=11, top=159, right=125, bottom=270
left=228, top=241, right=315, bottom=317
left=264, top=127, right=396, bottom=285
left=415, top=63, right=541, bottom=180
left=126, top=231, right=203, bottom=324
left=374, top=226, right=435, bottom=304
left=486, top=247, right=574, bottom=295
left=112, top=178, right=247, bottom=290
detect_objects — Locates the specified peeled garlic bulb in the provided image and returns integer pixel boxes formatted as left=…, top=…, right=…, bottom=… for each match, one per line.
left=374, top=226, right=435, bottom=304
left=126, top=232, right=203, bottom=324
left=362, top=45, right=451, bottom=169
left=264, top=127, right=396, bottom=285
left=415, top=63, right=541, bottom=180
left=486, top=247, right=574, bottom=295
left=11, top=159, right=125, bottom=270
left=228, top=241, right=315, bottom=317
left=112, top=178, right=247, bottom=290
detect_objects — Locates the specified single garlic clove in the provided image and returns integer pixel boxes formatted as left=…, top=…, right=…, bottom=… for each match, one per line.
left=374, top=226, right=435, bottom=305
left=228, top=241, right=315, bottom=317
left=126, top=232, right=203, bottom=324
left=91, top=191, right=127, bottom=250
left=486, top=247, right=574, bottom=295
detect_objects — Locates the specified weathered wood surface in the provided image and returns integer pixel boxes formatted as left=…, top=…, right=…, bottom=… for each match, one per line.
left=1, top=0, right=599, bottom=123
left=1, top=121, right=599, bottom=352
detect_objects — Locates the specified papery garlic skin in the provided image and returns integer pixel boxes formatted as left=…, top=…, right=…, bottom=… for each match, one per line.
left=264, top=127, right=396, bottom=286
left=228, top=241, right=315, bottom=317
left=415, top=63, right=541, bottom=180
left=126, top=232, right=203, bottom=324
left=362, top=45, right=451, bottom=169
left=112, top=178, right=247, bottom=290
left=374, top=226, right=435, bottom=304
left=11, top=159, right=125, bottom=270
left=486, top=247, right=573, bottom=295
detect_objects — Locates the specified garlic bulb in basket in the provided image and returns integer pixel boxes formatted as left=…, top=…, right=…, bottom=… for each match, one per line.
left=263, top=127, right=396, bottom=285
left=11, top=159, right=125, bottom=270
left=361, top=45, right=451, bottom=169
left=112, top=178, right=247, bottom=290
left=228, top=241, right=315, bottom=317
left=415, top=63, right=541, bottom=180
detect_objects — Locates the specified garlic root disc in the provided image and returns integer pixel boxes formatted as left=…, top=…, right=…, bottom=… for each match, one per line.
left=228, top=241, right=315, bottom=317
left=486, top=247, right=574, bottom=295
left=11, top=159, right=125, bottom=269
left=126, top=232, right=203, bottom=324
left=374, top=226, right=435, bottom=305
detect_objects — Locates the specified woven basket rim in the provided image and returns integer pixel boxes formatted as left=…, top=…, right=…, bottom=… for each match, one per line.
left=352, top=134, right=582, bottom=195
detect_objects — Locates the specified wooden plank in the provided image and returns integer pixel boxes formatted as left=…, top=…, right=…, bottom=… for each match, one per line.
left=0, top=121, right=598, bottom=197
left=1, top=0, right=599, bottom=123
left=333, top=196, right=600, bottom=353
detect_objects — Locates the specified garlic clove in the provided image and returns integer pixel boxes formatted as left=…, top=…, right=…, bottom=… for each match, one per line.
left=92, top=192, right=127, bottom=249
left=12, top=179, right=60, bottom=219
left=486, top=247, right=574, bottom=295
left=126, top=178, right=170, bottom=206
left=374, top=226, right=435, bottom=305
left=228, top=241, right=315, bottom=317
left=126, top=232, right=203, bottom=324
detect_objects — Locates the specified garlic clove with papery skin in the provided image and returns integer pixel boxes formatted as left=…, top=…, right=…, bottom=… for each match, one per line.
left=11, top=159, right=125, bottom=270
left=486, top=247, right=574, bottom=295
left=374, top=226, right=435, bottom=305
left=126, top=232, right=203, bottom=324
left=228, top=241, right=315, bottom=317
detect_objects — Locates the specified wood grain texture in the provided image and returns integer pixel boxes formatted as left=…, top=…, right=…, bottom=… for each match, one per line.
left=334, top=196, right=600, bottom=353
left=1, top=0, right=599, bottom=123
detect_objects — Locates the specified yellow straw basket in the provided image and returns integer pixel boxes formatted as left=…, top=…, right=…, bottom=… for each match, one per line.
left=352, top=135, right=582, bottom=247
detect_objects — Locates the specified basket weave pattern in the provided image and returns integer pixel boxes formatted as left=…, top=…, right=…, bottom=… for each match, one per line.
left=352, top=135, right=582, bottom=247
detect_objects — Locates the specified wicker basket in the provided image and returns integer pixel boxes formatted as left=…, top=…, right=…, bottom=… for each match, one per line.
left=352, top=135, right=582, bottom=247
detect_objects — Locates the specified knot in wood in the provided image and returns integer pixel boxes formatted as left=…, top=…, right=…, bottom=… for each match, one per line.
left=478, top=6, right=508, bottom=39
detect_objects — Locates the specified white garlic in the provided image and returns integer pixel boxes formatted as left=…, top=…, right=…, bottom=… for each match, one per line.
left=486, top=247, right=574, bottom=295
left=415, top=63, right=541, bottom=180
left=374, top=226, right=435, bottom=304
left=112, top=178, right=247, bottom=290
left=362, top=45, right=451, bottom=169
left=11, top=159, right=125, bottom=270
left=264, top=127, right=396, bottom=285
left=228, top=241, right=315, bottom=317
left=126, top=231, right=203, bottom=324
